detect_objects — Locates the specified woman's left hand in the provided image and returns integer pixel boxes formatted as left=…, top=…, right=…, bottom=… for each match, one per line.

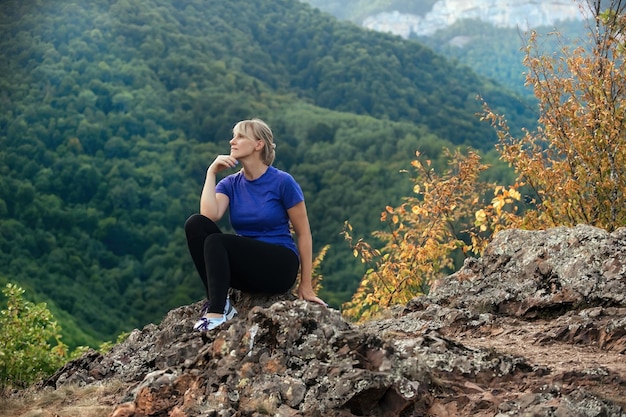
left=298, top=284, right=328, bottom=307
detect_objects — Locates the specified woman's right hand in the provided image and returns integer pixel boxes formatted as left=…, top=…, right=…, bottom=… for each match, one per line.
left=208, top=155, right=238, bottom=174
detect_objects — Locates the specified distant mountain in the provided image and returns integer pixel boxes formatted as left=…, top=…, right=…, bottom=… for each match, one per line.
left=303, top=0, right=584, bottom=37
left=362, top=0, right=584, bottom=38
left=303, top=0, right=588, bottom=98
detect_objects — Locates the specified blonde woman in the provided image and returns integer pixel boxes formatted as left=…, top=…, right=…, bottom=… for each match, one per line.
left=184, top=119, right=326, bottom=331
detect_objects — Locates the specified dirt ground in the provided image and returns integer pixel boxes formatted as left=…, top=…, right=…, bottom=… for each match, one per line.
left=435, top=314, right=626, bottom=415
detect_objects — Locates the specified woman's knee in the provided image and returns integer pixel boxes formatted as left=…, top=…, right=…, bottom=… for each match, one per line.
left=184, top=213, right=204, bottom=232
left=185, top=213, right=210, bottom=229
left=185, top=213, right=222, bottom=237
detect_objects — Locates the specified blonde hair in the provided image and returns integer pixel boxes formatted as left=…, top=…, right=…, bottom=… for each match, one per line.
left=233, top=118, right=276, bottom=165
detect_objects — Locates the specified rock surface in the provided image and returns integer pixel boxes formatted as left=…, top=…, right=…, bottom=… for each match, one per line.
left=39, top=225, right=626, bottom=416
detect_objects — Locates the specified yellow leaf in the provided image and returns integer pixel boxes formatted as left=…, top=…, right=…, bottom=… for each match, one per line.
left=493, top=198, right=504, bottom=211
left=509, top=188, right=521, bottom=200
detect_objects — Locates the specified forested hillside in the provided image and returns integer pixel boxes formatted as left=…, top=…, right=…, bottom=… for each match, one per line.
left=0, top=0, right=534, bottom=347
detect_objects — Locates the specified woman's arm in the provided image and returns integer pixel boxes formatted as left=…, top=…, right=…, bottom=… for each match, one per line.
left=288, top=201, right=327, bottom=307
left=200, top=155, right=236, bottom=221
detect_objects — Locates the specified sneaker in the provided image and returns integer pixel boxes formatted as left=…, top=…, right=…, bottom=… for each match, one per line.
left=200, top=297, right=238, bottom=319
left=194, top=298, right=238, bottom=332
left=193, top=314, right=226, bottom=331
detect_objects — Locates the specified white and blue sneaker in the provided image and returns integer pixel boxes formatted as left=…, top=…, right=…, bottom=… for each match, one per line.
left=193, top=314, right=227, bottom=331
left=194, top=297, right=238, bottom=331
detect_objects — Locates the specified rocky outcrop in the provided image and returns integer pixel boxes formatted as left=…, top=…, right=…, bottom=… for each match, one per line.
left=432, top=224, right=626, bottom=315
left=362, top=0, right=583, bottom=38
left=43, top=225, right=626, bottom=416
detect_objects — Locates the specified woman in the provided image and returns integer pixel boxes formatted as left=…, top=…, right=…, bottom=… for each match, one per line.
left=184, top=118, right=326, bottom=331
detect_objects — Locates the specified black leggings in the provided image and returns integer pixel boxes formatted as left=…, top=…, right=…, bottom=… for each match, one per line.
left=184, top=214, right=300, bottom=314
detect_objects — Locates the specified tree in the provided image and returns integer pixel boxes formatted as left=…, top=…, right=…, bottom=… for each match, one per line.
left=482, top=0, right=626, bottom=231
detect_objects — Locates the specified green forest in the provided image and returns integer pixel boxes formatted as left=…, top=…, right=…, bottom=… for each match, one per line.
left=0, top=0, right=535, bottom=348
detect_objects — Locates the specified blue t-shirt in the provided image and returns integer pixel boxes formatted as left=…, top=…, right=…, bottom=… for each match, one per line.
left=215, top=166, right=304, bottom=255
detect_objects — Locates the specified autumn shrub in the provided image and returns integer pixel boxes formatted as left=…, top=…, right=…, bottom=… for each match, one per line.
left=482, top=1, right=626, bottom=231
left=342, top=149, right=521, bottom=321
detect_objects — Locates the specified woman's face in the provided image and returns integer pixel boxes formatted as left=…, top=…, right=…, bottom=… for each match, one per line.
left=229, top=126, right=260, bottom=160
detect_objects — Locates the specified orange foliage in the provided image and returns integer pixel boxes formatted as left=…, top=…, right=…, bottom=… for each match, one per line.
left=342, top=149, right=519, bottom=321
left=482, top=2, right=626, bottom=231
